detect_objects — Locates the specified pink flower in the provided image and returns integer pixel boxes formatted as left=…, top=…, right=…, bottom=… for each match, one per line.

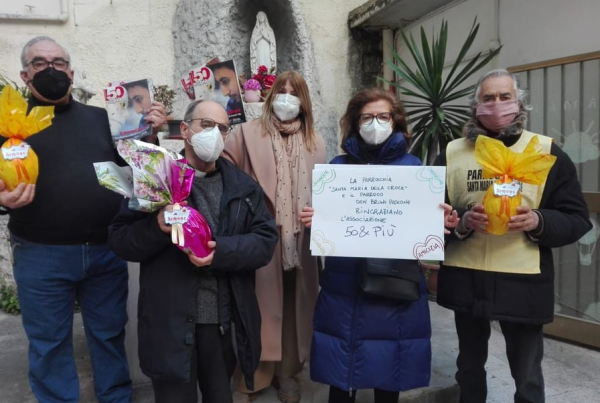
left=243, top=79, right=262, bottom=91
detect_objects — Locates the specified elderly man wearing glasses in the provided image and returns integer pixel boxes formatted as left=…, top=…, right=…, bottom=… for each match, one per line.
left=108, top=99, right=279, bottom=403
left=0, top=36, right=168, bottom=403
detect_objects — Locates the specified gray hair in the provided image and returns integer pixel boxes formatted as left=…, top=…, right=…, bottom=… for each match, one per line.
left=183, top=99, right=204, bottom=122
left=21, top=36, right=71, bottom=70
left=468, top=69, right=531, bottom=111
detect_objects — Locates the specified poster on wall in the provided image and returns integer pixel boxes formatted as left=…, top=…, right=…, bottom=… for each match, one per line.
left=180, top=59, right=246, bottom=126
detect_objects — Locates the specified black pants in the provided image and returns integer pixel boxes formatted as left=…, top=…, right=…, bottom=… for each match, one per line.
left=152, top=324, right=237, bottom=403
left=329, top=385, right=400, bottom=403
left=454, top=312, right=545, bottom=403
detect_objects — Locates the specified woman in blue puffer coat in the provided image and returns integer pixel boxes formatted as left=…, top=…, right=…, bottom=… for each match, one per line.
left=301, top=88, right=455, bottom=403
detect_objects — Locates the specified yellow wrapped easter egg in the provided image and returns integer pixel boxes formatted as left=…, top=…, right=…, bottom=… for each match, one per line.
left=482, top=177, right=522, bottom=235
left=475, top=135, right=557, bottom=236
left=0, top=85, right=53, bottom=191
left=0, top=138, right=39, bottom=191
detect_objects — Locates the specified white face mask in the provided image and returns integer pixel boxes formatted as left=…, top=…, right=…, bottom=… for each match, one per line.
left=273, top=94, right=301, bottom=121
left=359, top=120, right=393, bottom=145
left=186, top=124, right=224, bottom=162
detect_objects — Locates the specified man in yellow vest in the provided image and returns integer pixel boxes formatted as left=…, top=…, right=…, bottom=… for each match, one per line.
left=436, top=69, right=592, bottom=403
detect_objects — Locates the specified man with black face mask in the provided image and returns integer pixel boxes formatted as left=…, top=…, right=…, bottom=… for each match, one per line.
left=434, top=69, right=592, bottom=403
left=0, top=36, right=154, bottom=403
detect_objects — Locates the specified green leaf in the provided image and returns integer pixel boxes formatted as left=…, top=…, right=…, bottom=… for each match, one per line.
left=433, top=21, right=448, bottom=85
left=394, top=33, right=433, bottom=95
left=442, top=86, right=478, bottom=104
left=440, top=18, right=478, bottom=95
left=406, top=30, right=434, bottom=91
left=443, top=45, right=502, bottom=99
left=421, top=26, right=434, bottom=75
left=399, top=88, right=434, bottom=102
left=386, top=59, right=431, bottom=96
left=436, top=108, right=446, bottom=122
left=387, top=51, right=433, bottom=96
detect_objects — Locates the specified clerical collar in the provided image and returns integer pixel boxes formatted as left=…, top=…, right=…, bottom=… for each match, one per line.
left=194, top=166, right=220, bottom=178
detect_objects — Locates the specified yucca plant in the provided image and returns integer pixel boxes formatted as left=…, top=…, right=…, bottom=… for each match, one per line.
left=383, top=18, right=502, bottom=164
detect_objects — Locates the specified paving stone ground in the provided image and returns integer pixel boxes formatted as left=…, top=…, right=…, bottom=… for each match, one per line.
left=1, top=302, right=599, bottom=402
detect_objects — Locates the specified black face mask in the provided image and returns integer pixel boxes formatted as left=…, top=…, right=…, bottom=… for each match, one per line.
left=30, top=67, right=72, bottom=101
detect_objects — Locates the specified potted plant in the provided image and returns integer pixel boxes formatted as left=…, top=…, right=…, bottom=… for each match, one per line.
left=383, top=18, right=502, bottom=164
left=243, top=78, right=262, bottom=103
left=152, top=84, right=180, bottom=138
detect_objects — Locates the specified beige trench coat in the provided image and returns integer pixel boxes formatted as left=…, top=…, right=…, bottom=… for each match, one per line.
left=223, top=119, right=326, bottom=363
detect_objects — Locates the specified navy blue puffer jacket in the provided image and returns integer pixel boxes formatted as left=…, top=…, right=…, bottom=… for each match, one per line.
left=310, top=133, right=432, bottom=392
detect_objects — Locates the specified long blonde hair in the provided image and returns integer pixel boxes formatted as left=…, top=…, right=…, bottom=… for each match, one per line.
left=260, top=71, right=317, bottom=150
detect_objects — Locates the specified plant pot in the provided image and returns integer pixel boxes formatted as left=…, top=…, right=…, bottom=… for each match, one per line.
left=244, top=89, right=261, bottom=103
left=420, top=261, right=440, bottom=295
left=166, top=119, right=183, bottom=139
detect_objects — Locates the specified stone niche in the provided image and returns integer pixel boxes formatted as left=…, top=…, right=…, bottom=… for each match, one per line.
left=172, top=0, right=338, bottom=158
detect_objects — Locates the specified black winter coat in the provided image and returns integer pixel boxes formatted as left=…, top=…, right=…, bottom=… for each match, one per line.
left=108, top=158, right=278, bottom=389
left=435, top=141, right=592, bottom=325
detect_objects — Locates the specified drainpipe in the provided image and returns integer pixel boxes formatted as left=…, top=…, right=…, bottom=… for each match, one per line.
left=382, top=29, right=394, bottom=92
left=490, top=0, right=501, bottom=68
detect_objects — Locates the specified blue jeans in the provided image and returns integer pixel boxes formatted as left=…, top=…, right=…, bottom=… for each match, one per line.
left=11, top=234, right=132, bottom=403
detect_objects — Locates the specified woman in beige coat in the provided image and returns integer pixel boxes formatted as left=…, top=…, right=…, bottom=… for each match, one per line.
left=224, top=71, right=326, bottom=403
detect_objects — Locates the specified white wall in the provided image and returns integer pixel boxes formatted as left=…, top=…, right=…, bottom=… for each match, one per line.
left=400, top=0, right=498, bottom=68
left=396, top=0, right=600, bottom=80
left=0, top=0, right=177, bottom=108
left=299, top=0, right=366, bottom=123
left=394, top=0, right=499, bottom=105
left=498, top=0, right=600, bottom=68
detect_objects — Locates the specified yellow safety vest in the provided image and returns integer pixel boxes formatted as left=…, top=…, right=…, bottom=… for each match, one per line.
left=444, top=130, right=553, bottom=274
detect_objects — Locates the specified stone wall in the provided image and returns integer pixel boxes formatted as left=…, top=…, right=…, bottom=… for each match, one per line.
left=0, top=216, right=12, bottom=288
left=173, top=0, right=338, bottom=160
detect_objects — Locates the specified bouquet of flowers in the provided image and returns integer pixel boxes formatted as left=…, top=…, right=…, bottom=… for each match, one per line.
left=0, top=85, right=54, bottom=191
left=94, top=139, right=212, bottom=257
left=474, top=135, right=556, bottom=235
left=252, top=65, right=277, bottom=97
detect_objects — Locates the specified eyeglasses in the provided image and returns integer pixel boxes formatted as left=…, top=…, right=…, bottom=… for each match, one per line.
left=27, top=58, right=70, bottom=72
left=359, top=112, right=393, bottom=126
left=186, top=117, right=232, bottom=135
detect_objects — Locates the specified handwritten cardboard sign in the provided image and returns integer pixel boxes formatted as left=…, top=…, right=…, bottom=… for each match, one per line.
left=310, top=164, right=446, bottom=260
